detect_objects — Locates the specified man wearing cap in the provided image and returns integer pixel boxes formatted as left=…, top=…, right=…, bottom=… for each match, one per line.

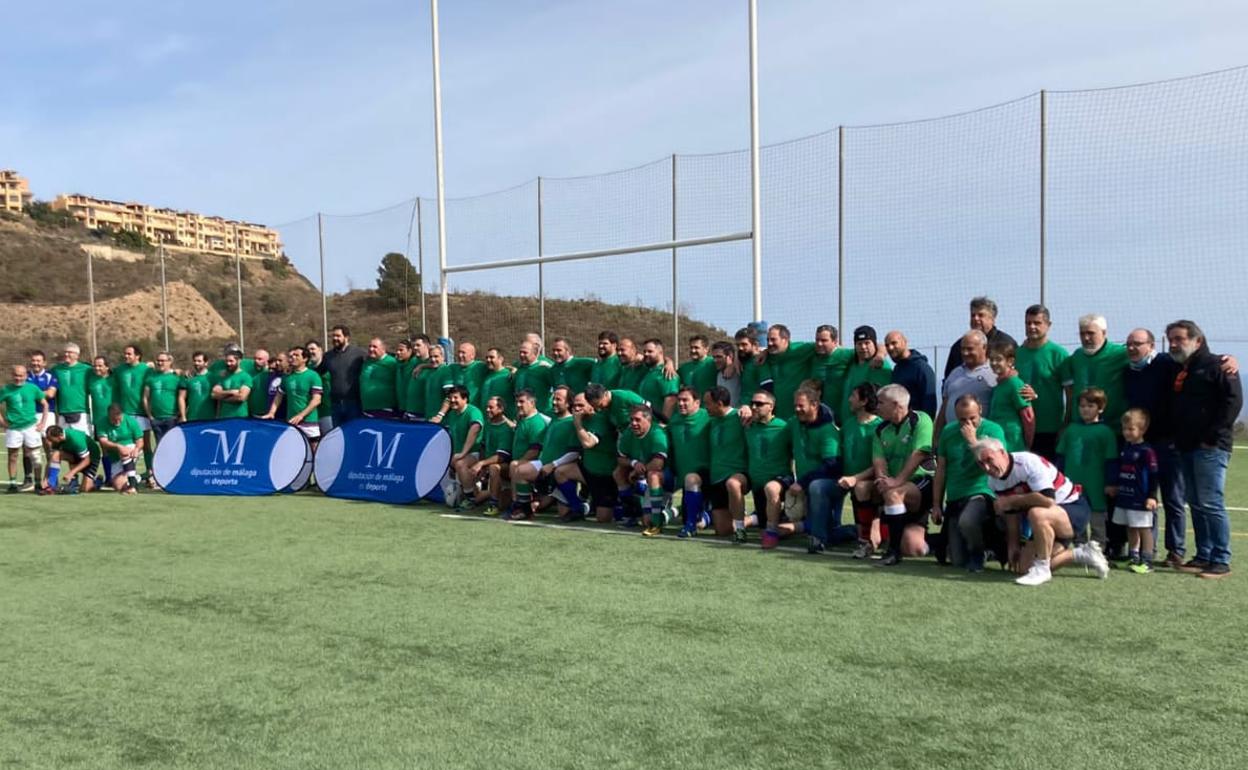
left=839, top=326, right=892, bottom=427
left=942, top=297, right=1018, bottom=380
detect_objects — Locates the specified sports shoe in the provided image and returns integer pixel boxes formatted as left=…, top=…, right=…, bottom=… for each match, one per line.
left=1128, top=561, right=1153, bottom=574
left=36, top=485, right=56, bottom=496
left=806, top=536, right=825, bottom=555
left=6, top=485, right=17, bottom=494
left=760, top=530, right=780, bottom=550
left=877, top=552, right=901, bottom=567
left=732, top=527, right=747, bottom=545
left=642, top=526, right=663, bottom=538
left=1199, top=563, right=1232, bottom=580
left=677, top=524, right=698, bottom=539
left=481, top=503, right=501, bottom=517
left=966, top=553, right=985, bottom=573
left=1073, top=543, right=1110, bottom=579
left=559, top=509, right=586, bottom=523
left=1015, top=565, right=1053, bottom=586
left=453, top=498, right=477, bottom=513
left=618, top=516, right=640, bottom=529
left=18, top=481, right=35, bottom=492
left=851, top=541, right=874, bottom=560
left=1180, top=558, right=1212, bottom=574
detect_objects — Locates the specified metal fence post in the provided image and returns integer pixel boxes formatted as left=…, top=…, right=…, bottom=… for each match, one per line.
left=537, top=176, right=546, bottom=344
left=671, top=153, right=679, bottom=358
left=87, top=250, right=97, bottom=357
left=233, top=224, right=245, bottom=352
left=317, top=213, right=328, bottom=349
left=1039, top=89, right=1048, bottom=307
left=159, top=243, right=169, bottom=351
left=837, top=125, right=845, bottom=338
left=416, top=198, right=427, bottom=334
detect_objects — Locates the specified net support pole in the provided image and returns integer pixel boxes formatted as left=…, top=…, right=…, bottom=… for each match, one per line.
left=671, top=153, right=679, bottom=359
left=416, top=198, right=427, bottom=334
left=233, top=224, right=244, bottom=352
left=87, top=250, right=97, bottom=357
left=1039, top=89, right=1047, bottom=307
left=537, top=176, right=546, bottom=345
left=431, top=0, right=450, bottom=341
left=159, top=243, right=169, bottom=351
left=317, top=213, right=328, bottom=349
left=837, top=124, right=845, bottom=339
left=747, top=0, right=763, bottom=323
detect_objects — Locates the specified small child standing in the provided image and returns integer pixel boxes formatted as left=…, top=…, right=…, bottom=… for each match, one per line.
left=1107, top=408, right=1160, bottom=573
left=1057, top=387, right=1118, bottom=548
left=987, top=340, right=1036, bottom=452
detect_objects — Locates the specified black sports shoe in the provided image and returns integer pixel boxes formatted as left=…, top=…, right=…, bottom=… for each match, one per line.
left=1199, top=563, right=1232, bottom=580
left=877, top=552, right=902, bottom=567
left=806, top=537, right=825, bottom=555
left=1180, top=558, right=1212, bottom=574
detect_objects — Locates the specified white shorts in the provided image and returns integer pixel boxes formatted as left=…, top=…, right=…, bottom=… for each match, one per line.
left=297, top=422, right=321, bottom=439
left=5, top=427, right=44, bottom=449
left=58, top=413, right=90, bottom=432
left=131, top=415, right=152, bottom=432
left=36, top=414, right=56, bottom=433
left=1112, top=507, right=1154, bottom=528
left=106, top=446, right=136, bottom=480
left=524, top=460, right=542, bottom=474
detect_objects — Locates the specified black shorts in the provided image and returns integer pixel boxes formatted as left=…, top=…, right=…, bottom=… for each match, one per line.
left=914, top=476, right=934, bottom=519
left=579, top=465, right=618, bottom=510
left=751, top=475, right=795, bottom=519
left=151, top=418, right=178, bottom=441
left=707, top=472, right=750, bottom=510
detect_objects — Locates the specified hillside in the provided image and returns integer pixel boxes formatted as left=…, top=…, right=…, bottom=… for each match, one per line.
left=0, top=212, right=726, bottom=365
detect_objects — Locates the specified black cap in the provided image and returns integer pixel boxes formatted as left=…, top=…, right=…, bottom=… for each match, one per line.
left=853, top=325, right=877, bottom=344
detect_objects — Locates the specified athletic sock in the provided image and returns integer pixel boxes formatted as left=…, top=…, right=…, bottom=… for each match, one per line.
left=1128, top=548, right=1141, bottom=563
left=556, top=480, right=583, bottom=514
left=142, top=446, right=154, bottom=480
left=683, top=489, right=703, bottom=528
left=733, top=519, right=745, bottom=532
left=853, top=500, right=876, bottom=541
left=31, top=459, right=44, bottom=487
left=47, top=466, right=60, bottom=488
left=515, top=483, right=532, bottom=506
left=647, top=489, right=665, bottom=525
left=1140, top=550, right=1154, bottom=564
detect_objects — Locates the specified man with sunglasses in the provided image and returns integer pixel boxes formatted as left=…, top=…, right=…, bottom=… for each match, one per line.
left=744, top=390, right=794, bottom=550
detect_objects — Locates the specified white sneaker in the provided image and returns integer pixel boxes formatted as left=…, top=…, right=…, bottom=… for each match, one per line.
left=1074, top=543, right=1110, bottom=579
left=1015, top=565, right=1053, bottom=586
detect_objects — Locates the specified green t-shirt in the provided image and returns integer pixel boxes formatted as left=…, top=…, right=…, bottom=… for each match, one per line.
left=590, top=355, right=622, bottom=389
left=1059, top=342, right=1128, bottom=429
left=667, top=408, right=711, bottom=479
left=745, top=417, right=792, bottom=489
left=316, top=369, right=332, bottom=420
left=739, top=356, right=765, bottom=401
left=280, top=368, right=323, bottom=422
left=87, top=372, right=115, bottom=431
left=208, top=358, right=259, bottom=387
left=360, top=355, right=398, bottom=412
left=422, top=365, right=455, bottom=417
left=989, top=375, right=1030, bottom=452
left=395, top=356, right=419, bottom=413
left=112, top=362, right=150, bottom=415
left=513, top=363, right=554, bottom=415
left=180, top=372, right=216, bottom=422
left=580, top=411, right=619, bottom=477
left=617, top=423, right=670, bottom=465
left=617, top=363, right=646, bottom=394
left=216, top=371, right=251, bottom=418
left=100, top=414, right=143, bottom=459
left=550, top=358, right=595, bottom=396
left=59, top=427, right=101, bottom=464
left=0, top=382, right=46, bottom=430
left=791, top=415, right=841, bottom=480
left=512, top=412, right=551, bottom=460
left=810, top=347, right=856, bottom=417
left=445, top=404, right=485, bottom=455
left=604, top=389, right=645, bottom=431
left=637, top=364, right=679, bottom=418
left=1015, top=341, right=1069, bottom=434
left=482, top=419, right=515, bottom=461
left=144, top=371, right=181, bottom=420
left=1057, top=420, right=1118, bottom=510
left=764, top=341, right=817, bottom=418
left=477, top=368, right=515, bottom=419
left=872, top=411, right=934, bottom=480
left=538, top=414, right=580, bottom=465
left=841, top=414, right=882, bottom=476
left=709, top=409, right=749, bottom=483
left=937, top=418, right=1005, bottom=502
left=248, top=371, right=274, bottom=417
left=51, top=362, right=92, bottom=414
left=677, top=357, right=718, bottom=398
left=449, top=360, right=487, bottom=407
left=841, top=358, right=893, bottom=430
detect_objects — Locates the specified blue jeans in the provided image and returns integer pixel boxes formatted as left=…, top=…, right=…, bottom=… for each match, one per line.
left=807, top=478, right=856, bottom=545
left=1152, top=443, right=1187, bottom=557
left=1180, top=448, right=1231, bottom=565
left=331, top=399, right=362, bottom=428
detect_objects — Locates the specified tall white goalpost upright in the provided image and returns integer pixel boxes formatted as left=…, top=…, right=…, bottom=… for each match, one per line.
left=431, top=0, right=450, bottom=340
left=748, top=0, right=763, bottom=323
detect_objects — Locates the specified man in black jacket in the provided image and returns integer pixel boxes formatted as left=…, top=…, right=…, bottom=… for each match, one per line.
left=319, top=324, right=366, bottom=427
left=1167, top=320, right=1242, bottom=579
left=942, top=297, right=1017, bottom=380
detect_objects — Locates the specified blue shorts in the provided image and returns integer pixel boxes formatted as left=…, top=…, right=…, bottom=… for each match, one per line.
left=1059, top=496, right=1092, bottom=542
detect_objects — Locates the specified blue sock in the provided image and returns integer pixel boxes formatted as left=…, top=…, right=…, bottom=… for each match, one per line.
left=557, top=480, right=583, bottom=514
left=683, top=489, right=703, bottom=528
left=48, top=467, right=60, bottom=487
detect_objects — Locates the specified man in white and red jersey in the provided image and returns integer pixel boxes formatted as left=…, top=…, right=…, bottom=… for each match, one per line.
left=975, top=438, right=1109, bottom=586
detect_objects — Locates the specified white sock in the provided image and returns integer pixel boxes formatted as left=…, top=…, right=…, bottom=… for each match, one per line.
left=1033, top=559, right=1051, bottom=572
left=884, top=503, right=907, bottom=516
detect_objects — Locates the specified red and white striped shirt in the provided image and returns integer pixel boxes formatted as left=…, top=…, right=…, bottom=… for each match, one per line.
left=988, top=452, right=1080, bottom=505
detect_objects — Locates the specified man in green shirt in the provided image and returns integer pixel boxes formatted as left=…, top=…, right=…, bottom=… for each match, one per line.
left=113, top=344, right=154, bottom=481
left=142, top=351, right=182, bottom=469
left=475, top=347, right=515, bottom=419
left=87, top=356, right=115, bottom=435
left=470, top=396, right=516, bottom=515
left=51, top=342, right=92, bottom=433
left=359, top=338, right=399, bottom=418
left=97, top=403, right=143, bottom=494
left=513, top=341, right=554, bottom=416
left=1059, top=313, right=1128, bottom=431
left=2, top=365, right=51, bottom=493
left=762, top=324, right=818, bottom=419
left=638, top=339, right=679, bottom=421
left=438, top=385, right=485, bottom=510
left=584, top=384, right=646, bottom=433
left=809, top=324, right=857, bottom=420
left=420, top=344, right=456, bottom=421
left=1015, top=304, right=1069, bottom=460
left=247, top=349, right=275, bottom=418
left=734, top=328, right=766, bottom=401
left=677, top=335, right=718, bottom=400
left=788, top=386, right=849, bottom=553
left=705, top=385, right=750, bottom=538
left=532, top=386, right=582, bottom=518
left=933, top=393, right=1005, bottom=571
left=393, top=340, right=419, bottom=419
left=448, top=342, right=487, bottom=412
left=265, top=345, right=324, bottom=443
left=616, top=337, right=646, bottom=394
left=45, top=425, right=102, bottom=493
left=211, top=352, right=252, bottom=419
left=555, top=392, right=619, bottom=523
left=668, top=386, right=712, bottom=538
left=841, top=326, right=893, bottom=428
left=178, top=352, right=217, bottom=423
left=867, top=384, right=935, bottom=565
left=743, top=390, right=794, bottom=549
left=549, top=338, right=596, bottom=396
left=503, top=388, right=551, bottom=520
left=838, top=381, right=884, bottom=553
left=591, top=331, right=623, bottom=389
left=614, top=402, right=672, bottom=536
left=305, top=340, right=334, bottom=433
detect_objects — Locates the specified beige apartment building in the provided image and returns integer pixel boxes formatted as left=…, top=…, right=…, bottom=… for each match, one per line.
left=1, top=170, right=34, bottom=213
left=50, top=193, right=283, bottom=259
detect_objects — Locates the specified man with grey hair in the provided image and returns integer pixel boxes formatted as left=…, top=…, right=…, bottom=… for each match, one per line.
left=943, top=297, right=1017, bottom=379
left=1058, top=313, right=1128, bottom=430
left=52, top=343, right=92, bottom=434
left=934, top=330, right=996, bottom=446
left=867, top=383, right=936, bottom=566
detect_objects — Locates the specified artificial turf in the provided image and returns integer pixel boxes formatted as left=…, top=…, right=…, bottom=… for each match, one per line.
left=2, top=466, right=1248, bottom=770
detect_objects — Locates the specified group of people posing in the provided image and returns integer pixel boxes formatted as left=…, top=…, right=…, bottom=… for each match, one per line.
left=0, top=297, right=1240, bottom=585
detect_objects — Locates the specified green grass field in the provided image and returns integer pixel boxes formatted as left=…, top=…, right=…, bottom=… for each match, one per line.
left=3, top=453, right=1248, bottom=768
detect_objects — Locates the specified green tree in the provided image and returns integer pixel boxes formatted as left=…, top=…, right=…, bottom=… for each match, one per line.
left=375, top=252, right=421, bottom=308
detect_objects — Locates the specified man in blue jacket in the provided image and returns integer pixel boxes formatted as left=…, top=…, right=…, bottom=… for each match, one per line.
left=885, top=331, right=937, bottom=418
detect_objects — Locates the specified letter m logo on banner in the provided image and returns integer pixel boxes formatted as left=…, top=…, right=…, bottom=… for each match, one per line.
left=203, top=429, right=250, bottom=465
left=360, top=429, right=403, bottom=469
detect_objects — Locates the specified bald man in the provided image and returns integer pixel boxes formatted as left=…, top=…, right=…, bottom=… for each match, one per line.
left=885, top=331, right=936, bottom=418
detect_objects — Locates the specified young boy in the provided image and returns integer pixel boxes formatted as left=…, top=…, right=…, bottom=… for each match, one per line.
left=1107, top=408, right=1160, bottom=573
left=987, top=341, right=1035, bottom=452
left=1056, top=387, right=1118, bottom=549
